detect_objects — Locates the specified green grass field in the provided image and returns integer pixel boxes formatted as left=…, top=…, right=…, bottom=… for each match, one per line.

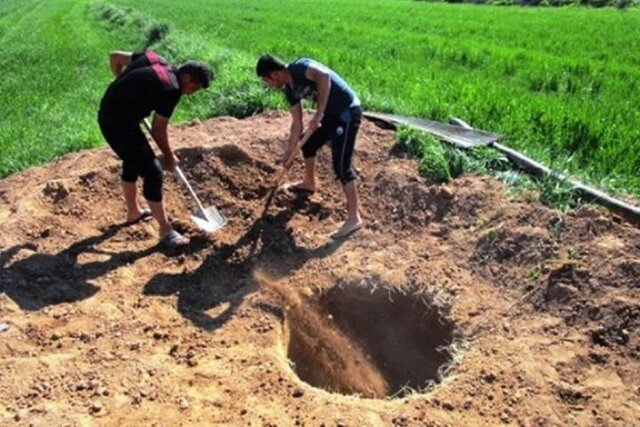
left=1, top=0, right=639, bottom=198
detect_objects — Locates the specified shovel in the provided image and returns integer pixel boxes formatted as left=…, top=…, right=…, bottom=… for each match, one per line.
left=143, top=119, right=227, bottom=233
left=174, top=166, right=227, bottom=232
left=261, top=130, right=312, bottom=217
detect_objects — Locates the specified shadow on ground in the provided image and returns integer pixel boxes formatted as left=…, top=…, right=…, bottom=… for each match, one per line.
left=143, top=203, right=345, bottom=331
left=0, top=224, right=208, bottom=311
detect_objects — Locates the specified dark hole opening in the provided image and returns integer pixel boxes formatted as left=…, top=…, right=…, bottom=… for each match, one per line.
left=285, top=282, right=459, bottom=398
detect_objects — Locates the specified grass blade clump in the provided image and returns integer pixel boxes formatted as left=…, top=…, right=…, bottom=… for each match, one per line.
left=396, top=126, right=451, bottom=183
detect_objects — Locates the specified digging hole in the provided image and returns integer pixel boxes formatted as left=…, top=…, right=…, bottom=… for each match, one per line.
left=284, top=281, right=459, bottom=398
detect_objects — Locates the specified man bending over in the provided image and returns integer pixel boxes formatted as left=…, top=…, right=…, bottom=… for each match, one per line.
left=256, top=54, right=363, bottom=238
left=98, top=50, right=211, bottom=247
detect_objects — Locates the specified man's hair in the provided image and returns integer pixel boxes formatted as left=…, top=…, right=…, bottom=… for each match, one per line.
left=179, top=61, right=212, bottom=89
left=256, top=54, right=286, bottom=77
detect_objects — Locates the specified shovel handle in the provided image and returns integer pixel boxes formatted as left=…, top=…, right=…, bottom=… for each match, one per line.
left=141, top=118, right=208, bottom=219
left=174, top=166, right=208, bottom=219
left=274, top=130, right=313, bottom=186
left=261, top=130, right=314, bottom=218
left=142, top=118, right=153, bottom=135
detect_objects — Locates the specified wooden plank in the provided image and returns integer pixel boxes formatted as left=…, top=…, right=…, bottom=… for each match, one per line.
left=364, top=111, right=501, bottom=148
left=492, top=141, right=640, bottom=224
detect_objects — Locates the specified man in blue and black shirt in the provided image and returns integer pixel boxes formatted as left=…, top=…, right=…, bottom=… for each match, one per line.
left=256, top=54, right=363, bottom=238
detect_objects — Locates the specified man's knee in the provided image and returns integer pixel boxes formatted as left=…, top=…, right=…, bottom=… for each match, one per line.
left=302, top=129, right=327, bottom=158
left=332, top=152, right=356, bottom=184
left=301, top=143, right=318, bottom=159
left=335, top=166, right=357, bottom=185
left=121, top=163, right=138, bottom=183
left=141, top=158, right=163, bottom=202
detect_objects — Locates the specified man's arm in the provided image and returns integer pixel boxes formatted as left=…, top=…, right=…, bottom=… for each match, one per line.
left=151, top=114, right=178, bottom=171
left=304, top=64, right=331, bottom=132
left=109, top=51, right=132, bottom=77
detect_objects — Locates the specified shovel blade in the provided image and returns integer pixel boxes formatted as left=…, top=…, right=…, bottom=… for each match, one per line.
left=190, top=206, right=227, bottom=233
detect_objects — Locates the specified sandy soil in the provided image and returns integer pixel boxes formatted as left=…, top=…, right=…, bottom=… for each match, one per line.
left=0, top=111, right=639, bottom=427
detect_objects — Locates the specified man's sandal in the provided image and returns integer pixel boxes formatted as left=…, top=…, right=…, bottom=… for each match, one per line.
left=330, top=220, right=363, bottom=239
left=160, top=229, right=189, bottom=248
left=283, top=183, right=315, bottom=197
left=123, top=208, right=153, bottom=226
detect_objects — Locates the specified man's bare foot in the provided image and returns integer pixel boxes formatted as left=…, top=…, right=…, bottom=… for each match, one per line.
left=330, top=217, right=364, bottom=239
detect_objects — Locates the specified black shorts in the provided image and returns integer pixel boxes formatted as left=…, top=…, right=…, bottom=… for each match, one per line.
left=98, top=113, right=163, bottom=202
left=302, top=106, right=362, bottom=185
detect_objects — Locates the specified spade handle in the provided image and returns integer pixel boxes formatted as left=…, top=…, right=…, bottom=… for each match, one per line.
left=174, top=166, right=208, bottom=219
left=142, top=118, right=208, bottom=219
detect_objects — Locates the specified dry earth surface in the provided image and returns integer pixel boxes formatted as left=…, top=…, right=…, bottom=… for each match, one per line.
left=1, top=111, right=639, bottom=426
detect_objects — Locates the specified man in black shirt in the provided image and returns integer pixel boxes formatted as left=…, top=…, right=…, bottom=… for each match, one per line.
left=98, top=50, right=211, bottom=248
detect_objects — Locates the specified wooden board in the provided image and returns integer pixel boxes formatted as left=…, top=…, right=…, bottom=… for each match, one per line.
left=363, top=111, right=501, bottom=149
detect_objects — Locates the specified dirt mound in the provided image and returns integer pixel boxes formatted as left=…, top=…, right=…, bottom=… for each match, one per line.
left=1, top=111, right=639, bottom=426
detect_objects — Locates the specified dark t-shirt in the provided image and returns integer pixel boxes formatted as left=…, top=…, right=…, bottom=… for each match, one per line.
left=99, top=52, right=181, bottom=123
left=284, top=58, right=360, bottom=118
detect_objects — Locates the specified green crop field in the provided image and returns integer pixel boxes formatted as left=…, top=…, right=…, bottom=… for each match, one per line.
left=1, top=0, right=639, bottom=198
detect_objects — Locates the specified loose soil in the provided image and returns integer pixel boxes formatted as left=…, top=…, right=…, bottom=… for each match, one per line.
left=1, top=111, right=639, bottom=426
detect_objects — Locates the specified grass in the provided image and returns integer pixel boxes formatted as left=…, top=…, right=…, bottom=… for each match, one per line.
left=395, top=125, right=585, bottom=210
left=88, top=2, right=278, bottom=119
left=396, top=126, right=453, bottom=183
left=0, top=1, right=112, bottom=175
left=0, top=0, right=639, bottom=202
